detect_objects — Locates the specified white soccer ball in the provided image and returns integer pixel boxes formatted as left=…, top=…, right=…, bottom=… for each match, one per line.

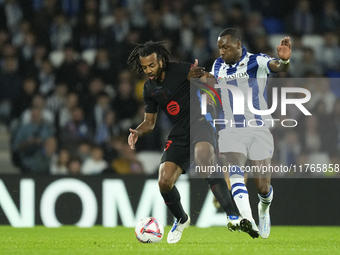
left=135, top=217, right=164, bottom=243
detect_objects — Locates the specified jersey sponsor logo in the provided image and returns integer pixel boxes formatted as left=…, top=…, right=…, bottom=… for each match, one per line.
left=164, top=140, right=172, bottom=151
left=225, top=71, right=249, bottom=80
left=167, top=101, right=180, bottom=115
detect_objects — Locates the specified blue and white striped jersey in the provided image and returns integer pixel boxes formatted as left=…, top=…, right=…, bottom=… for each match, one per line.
left=210, top=46, right=275, bottom=129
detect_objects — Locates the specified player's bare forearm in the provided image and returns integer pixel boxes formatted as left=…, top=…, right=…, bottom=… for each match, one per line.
left=202, top=72, right=215, bottom=79
left=269, top=60, right=290, bottom=73
left=188, top=59, right=205, bottom=80
left=135, top=113, right=157, bottom=137
left=200, top=72, right=219, bottom=105
left=135, top=121, right=154, bottom=137
left=201, top=72, right=217, bottom=87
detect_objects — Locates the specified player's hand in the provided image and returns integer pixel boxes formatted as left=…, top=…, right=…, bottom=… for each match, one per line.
left=128, top=128, right=139, bottom=150
left=204, top=92, right=214, bottom=105
left=187, top=59, right=205, bottom=80
left=276, top=37, right=291, bottom=61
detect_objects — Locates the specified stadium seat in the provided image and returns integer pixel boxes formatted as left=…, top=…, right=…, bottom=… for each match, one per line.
left=326, top=71, right=340, bottom=97
left=326, top=71, right=340, bottom=78
left=301, top=35, right=323, bottom=56
left=262, top=18, right=285, bottom=35
left=268, top=34, right=288, bottom=51
left=307, top=152, right=330, bottom=166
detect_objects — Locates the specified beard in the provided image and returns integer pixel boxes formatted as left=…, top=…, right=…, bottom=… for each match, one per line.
left=154, top=66, right=165, bottom=82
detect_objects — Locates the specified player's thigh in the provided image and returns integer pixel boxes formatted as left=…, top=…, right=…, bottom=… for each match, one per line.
left=194, top=141, right=215, bottom=165
left=222, top=153, right=248, bottom=187
left=248, top=129, right=274, bottom=161
left=191, top=121, right=216, bottom=168
left=158, top=161, right=183, bottom=190
left=221, top=152, right=248, bottom=166
left=160, top=138, right=190, bottom=173
left=219, top=130, right=247, bottom=179
left=192, top=121, right=217, bottom=155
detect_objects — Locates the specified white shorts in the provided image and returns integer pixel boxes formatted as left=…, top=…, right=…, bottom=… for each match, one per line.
left=218, top=128, right=274, bottom=160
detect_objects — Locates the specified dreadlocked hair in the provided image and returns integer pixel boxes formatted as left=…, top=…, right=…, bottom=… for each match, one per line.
left=127, top=41, right=170, bottom=74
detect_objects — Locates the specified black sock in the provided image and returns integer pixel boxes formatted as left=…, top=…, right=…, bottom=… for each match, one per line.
left=230, top=190, right=240, bottom=215
left=161, top=186, right=188, bottom=223
left=206, top=177, right=240, bottom=216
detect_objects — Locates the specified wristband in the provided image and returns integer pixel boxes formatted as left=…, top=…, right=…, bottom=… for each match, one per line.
left=279, top=59, right=290, bottom=64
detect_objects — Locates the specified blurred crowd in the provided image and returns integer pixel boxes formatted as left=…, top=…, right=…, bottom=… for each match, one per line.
left=0, top=0, right=339, bottom=176
left=267, top=79, right=340, bottom=177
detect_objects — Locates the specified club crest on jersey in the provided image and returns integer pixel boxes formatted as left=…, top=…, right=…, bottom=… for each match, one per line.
left=151, top=88, right=171, bottom=99
left=167, top=101, right=180, bottom=115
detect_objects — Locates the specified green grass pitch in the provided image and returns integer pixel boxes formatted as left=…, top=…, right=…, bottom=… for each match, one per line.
left=1, top=226, right=339, bottom=255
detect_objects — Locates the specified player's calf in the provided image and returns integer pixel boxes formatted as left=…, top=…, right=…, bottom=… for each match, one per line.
left=258, top=185, right=273, bottom=238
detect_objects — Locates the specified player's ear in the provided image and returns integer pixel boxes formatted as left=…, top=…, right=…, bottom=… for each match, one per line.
left=237, top=40, right=241, bottom=49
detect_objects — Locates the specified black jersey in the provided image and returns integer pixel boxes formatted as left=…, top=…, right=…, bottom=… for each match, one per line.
left=143, top=62, right=202, bottom=137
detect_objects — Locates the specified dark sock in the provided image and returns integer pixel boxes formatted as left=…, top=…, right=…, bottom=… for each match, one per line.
left=230, top=190, right=240, bottom=215
left=206, top=177, right=239, bottom=216
left=161, top=186, right=188, bottom=223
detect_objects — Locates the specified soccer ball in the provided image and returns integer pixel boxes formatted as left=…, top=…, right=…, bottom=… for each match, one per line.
left=135, top=217, right=164, bottom=243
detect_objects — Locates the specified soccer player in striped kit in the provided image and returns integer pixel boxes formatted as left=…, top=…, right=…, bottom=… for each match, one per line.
left=208, top=28, right=291, bottom=238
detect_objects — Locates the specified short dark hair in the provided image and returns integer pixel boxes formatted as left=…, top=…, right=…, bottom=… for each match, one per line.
left=218, top=28, right=241, bottom=42
left=127, top=41, right=170, bottom=74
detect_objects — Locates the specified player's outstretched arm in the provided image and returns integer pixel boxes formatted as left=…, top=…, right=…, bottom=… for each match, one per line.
left=199, top=72, right=218, bottom=105
left=188, top=59, right=218, bottom=105
left=128, top=112, right=158, bottom=149
left=187, top=59, right=205, bottom=80
left=268, top=37, right=291, bottom=73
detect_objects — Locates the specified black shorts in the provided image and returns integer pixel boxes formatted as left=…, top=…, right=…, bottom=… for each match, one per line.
left=160, top=120, right=216, bottom=173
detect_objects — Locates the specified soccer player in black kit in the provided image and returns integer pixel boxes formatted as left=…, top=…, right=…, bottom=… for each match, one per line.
left=127, top=41, right=258, bottom=243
